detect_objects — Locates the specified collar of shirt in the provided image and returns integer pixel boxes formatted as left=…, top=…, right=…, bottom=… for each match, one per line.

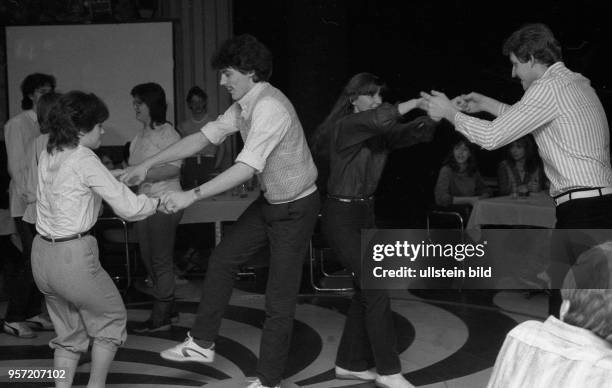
left=25, top=109, right=38, bottom=123
left=237, top=82, right=269, bottom=119
left=544, top=315, right=612, bottom=350
left=537, top=61, right=565, bottom=83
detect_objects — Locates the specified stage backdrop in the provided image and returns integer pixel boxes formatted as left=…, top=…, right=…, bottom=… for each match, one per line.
left=5, top=22, right=174, bottom=146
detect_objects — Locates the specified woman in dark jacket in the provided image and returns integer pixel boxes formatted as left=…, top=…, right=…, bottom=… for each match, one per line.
left=312, top=73, right=436, bottom=388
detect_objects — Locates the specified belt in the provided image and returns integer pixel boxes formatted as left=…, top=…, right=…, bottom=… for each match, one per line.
left=40, top=229, right=92, bottom=243
left=328, top=194, right=375, bottom=203
left=553, top=187, right=612, bottom=206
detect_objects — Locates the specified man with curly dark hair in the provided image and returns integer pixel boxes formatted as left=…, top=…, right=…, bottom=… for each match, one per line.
left=121, top=34, right=319, bottom=388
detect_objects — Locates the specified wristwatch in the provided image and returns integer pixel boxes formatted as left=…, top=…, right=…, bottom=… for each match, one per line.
left=193, top=186, right=202, bottom=200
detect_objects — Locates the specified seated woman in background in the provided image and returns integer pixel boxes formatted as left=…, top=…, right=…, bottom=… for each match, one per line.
left=497, top=135, right=547, bottom=196
left=32, top=91, right=158, bottom=387
left=434, top=137, right=491, bottom=208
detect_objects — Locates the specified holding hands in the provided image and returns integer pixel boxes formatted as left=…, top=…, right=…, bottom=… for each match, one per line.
left=451, top=92, right=488, bottom=114
left=118, top=164, right=149, bottom=186
left=420, top=90, right=458, bottom=122
left=420, top=90, right=501, bottom=123
left=156, top=190, right=196, bottom=214
left=110, top=169, right=126, bottom=178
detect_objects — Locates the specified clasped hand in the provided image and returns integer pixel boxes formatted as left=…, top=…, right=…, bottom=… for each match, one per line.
left=117, top=164, right=148, bottom=186
left=419, top=90, right=485, bottom=122
left=155, top=190, right=195, bottom=214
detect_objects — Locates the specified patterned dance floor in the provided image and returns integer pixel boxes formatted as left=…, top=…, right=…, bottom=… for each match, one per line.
left=0, top=277, right=549, bottom=387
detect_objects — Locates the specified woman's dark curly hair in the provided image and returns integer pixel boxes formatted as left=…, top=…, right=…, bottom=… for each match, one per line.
left=21, top=73, right=56, bottom=110
left=186, top=86, right=208, bottom=104
left=131, top=82, right=168, bottom=129
left=211, top=34, right=273, bottom=82
left=504, top=135, right=542, bottom=174
left=47, top=91, right=109, bottom=153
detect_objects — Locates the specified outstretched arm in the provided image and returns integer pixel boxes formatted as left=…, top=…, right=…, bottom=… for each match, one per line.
left=336, top=100, right=426, bottom=150
left=452, top=92, right=507, bottom=117
left=120, top=121, right=237, bottom=185
left=422, top=85, right=555, bottom=150
left=421, top=90, right=507, bottom=124
left=80, top=154, right=158, bottom=221
left=160, top=162, right=256, bottom=213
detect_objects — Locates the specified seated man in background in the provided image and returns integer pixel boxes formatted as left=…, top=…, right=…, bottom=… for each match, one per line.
left=178, top=86, right=225, bottom=189
left=487, top=241, right=612, bottom=387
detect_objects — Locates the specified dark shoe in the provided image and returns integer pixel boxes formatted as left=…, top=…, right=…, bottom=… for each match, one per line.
left=3, top=321, right=37, bottom=338
left=132, top=319, right=171, bottom=333
left=25, top=313, right=54, bottom=331
left=170, top=311, right=180, bottom=324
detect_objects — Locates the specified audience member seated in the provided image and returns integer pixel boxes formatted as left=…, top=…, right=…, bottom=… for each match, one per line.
left=497, top=135, right=547, bottom=196
left=99, top=151, right=115, bottom=170
left=486, top=242, right=612, bottom=387
left=434, top=137, right=491, bottom=221
left=178, top=86, right=224, bottom=189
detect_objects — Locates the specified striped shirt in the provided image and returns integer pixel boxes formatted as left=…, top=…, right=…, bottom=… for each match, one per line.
left=486, top=316, right=612, bottom=388
left=454, top=62, right=612, bottom=197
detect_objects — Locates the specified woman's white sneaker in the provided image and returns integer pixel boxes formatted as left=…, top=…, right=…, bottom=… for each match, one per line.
left=375, top=373, right=415, bottom=388
left=160, top=332, right=215, bottom=363
left=245, top=378, right=280, bottom=388
left=335, top=365, right=377, bottom=381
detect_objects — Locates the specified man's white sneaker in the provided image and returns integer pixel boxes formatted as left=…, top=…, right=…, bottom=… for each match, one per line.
left=159, top=332, right=215, bottom=363
left=25, top=313, right=54, bottom=331
left=335, top=365, right=377, bottom=381
left=245, top=378, right=280, bottom=388
left=375, top=373, right=415, bottom=388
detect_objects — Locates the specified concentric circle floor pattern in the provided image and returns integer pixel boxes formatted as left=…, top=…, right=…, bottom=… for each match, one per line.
left=0, top=285, right=548, bottom=387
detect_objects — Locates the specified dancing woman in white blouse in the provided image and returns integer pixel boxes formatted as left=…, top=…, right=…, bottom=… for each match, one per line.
left=31, top=91, right=159, bottom=388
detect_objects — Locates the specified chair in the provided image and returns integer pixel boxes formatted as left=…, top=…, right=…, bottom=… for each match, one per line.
left=426, top=207, right=468, bottom=291
left=426, top=208, right=464, bottom=237
left=309, top=214, right=353, bottom=292
left=95, top=216, right=137, bottom=294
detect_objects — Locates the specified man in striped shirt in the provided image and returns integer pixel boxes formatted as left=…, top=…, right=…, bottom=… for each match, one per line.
left=421, top=23, right=612, bottom=315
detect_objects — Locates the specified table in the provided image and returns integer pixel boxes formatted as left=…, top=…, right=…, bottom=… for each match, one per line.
left=180, top=190, right=259, bottom=244
left=467, top=192, right=556, bottom=229
left=466, top=193, right=556, bottom=289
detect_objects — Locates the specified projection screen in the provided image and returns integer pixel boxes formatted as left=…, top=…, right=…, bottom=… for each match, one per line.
left=5, top=22, right=174, bottom=145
